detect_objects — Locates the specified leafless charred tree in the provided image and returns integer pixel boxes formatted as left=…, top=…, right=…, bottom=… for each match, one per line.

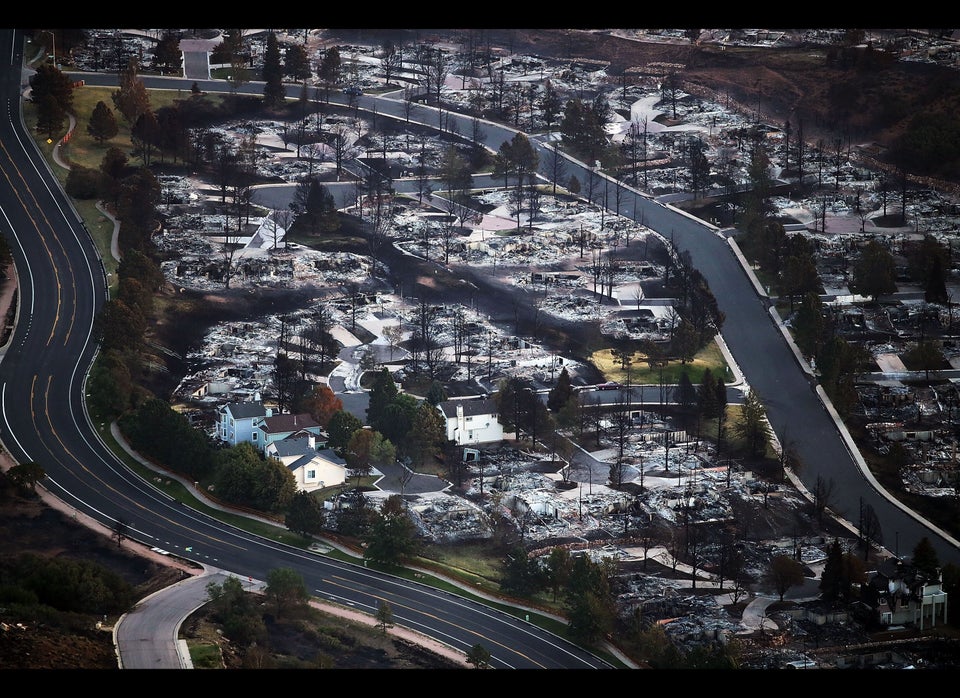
left=813, top=475, right=836, bottom=528
left=544, top=147, right=567, bottom=197
left=859, top=498, right=883, bottom=561
left=300, top=305, right=337, bottom=378
left=383, top=323, right=403, bottom=361
left=508, top=82, right=524, bottom=127
left=418, top=218, right=434, bottom=262
left=329, top=123, right=351, bottom=177
left=218, top=221, right=244, bottom=290
left=366, top=184, right=394, bottom=269
left=403, top=85, right=416, bottom=121
left=264, top=208, right=285, bottom=250
left=380, top=40, right=402, bottom=87
left=833, top=137, right=844, bottom=191
left=413, top=300, right=443, bottom=379
left=608, top=409, right=631, bottom=490
left=344, top=280, right=361, bottom=332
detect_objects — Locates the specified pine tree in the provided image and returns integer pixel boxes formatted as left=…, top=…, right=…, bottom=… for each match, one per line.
left=697, top=368, right=719, bottom=419
left=87, top=100, right=119, bottom=144
left=285, top=491, right=325, bottom=537
left=819, top=538, right=844, bottom=602
left=911, top=536, right=941, bottom=578
left=794, top=291, right=824, bottom=359
left=850, top=239, right=897, bottom=302
left=547, top=366, right=574, bottom=412
left=35, top=93, right=66, bottom=139
left=112, top=57, right=151, bottom=124
left=317, top=46, right=341, bottom=99
left=676, top=370, right=697, bottom=417
left=733, top=389, right=770, bottom=458
left=304, top=180, right=338, bottom=234
left=151, top=32, right=182, bottom=75
left=366, top=367, right=399, bottom=430
left=283, top=43, right=312, bottom=82
left=715, top=373, right=728, bottom=416
left=29, top=62, right=74, bottom=114
left=262, top=31, right=287, bottom=109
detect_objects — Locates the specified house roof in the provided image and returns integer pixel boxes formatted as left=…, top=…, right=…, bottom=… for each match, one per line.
left=268, top=437, right=346, bottom=472
left=286, top=449, right=345, bottom=473
left=317, top=448, right=346, bottom=467
left=287, top=453, right=317, bottom=471
left=438, top=398, right=498, bottom=418
left=270, top=435, right=314, bottom=458
left=261, top=413, right=321, bottom=434
left=222, top=400, right=267, bottom=419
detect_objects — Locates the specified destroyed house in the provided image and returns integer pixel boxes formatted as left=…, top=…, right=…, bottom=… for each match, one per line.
left=858, top=557, right=948, bottom=630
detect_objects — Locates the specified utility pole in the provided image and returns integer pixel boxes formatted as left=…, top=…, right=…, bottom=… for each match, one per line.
left=487, top=331, right=493, bottom=381
left=40, top=30, right=56, bottom=69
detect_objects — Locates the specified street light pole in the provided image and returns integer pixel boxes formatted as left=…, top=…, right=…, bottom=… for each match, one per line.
left=40, top=30, right=56, bottom=69
left=487, top=331, right=492, bottom=381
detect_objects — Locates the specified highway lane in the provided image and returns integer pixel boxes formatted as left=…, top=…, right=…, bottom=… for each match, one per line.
left=0, top=30, right=611, bottom=670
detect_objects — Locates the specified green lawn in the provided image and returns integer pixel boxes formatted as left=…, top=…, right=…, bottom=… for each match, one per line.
left=591, top=338, right=730, bottom=385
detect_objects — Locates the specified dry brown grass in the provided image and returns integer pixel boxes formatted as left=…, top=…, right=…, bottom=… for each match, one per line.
left=591, top=338, right=728, bottom=385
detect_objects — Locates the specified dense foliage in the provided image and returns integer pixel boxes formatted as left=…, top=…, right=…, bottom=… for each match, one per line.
left=0, top=552, right=135, bottom=615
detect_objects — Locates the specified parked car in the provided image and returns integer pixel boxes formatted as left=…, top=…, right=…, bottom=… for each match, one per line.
left=597, top=381, right=621, bottom=391
left=343, top=85, right=362, bottom=96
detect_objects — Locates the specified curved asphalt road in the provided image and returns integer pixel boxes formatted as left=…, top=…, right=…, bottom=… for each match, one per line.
left=0, top=30, right=611, bottom=670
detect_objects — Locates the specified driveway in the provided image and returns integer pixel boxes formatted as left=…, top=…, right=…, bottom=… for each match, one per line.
left=179, top=35, right=221, bottom=81
left=372, top=458, right=452, bottom=496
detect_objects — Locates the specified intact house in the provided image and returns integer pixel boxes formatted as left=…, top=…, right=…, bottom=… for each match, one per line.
left=265, top=432, right=346, bottom=493
left=438, top=397, right=504, bottom=446
left=216, top=397, right=345, bottom=492
left=256, top=412, right=326, bottom=452
left=856, top=557, right=949, bottom=631
left=217, top=397, right=326, bottom=452
left=217, top=397, right=272, bottom=447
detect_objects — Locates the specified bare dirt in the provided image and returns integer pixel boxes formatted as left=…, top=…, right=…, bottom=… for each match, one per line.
left=0, top=484, right=186, bottom=669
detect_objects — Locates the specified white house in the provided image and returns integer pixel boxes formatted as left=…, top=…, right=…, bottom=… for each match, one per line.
left=860, top=557, right=949, bottom=630
left=437, top=398, right=504, bottom=446
left=217, top=397, right=272, bottom=447
left=265, top=433, right=346, bottom=493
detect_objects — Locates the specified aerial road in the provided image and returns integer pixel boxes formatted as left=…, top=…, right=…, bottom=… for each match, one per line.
left=7, top=28, right=960, bottom=666
left=0, top=29, right=611, bottom=670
